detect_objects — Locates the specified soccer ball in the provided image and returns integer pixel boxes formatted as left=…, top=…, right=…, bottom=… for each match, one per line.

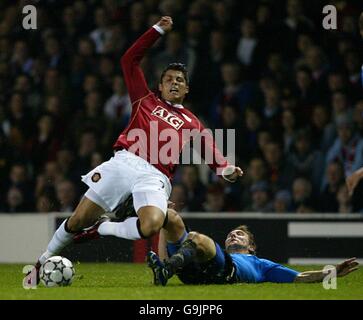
left=40, top=256, right=75, bottom=287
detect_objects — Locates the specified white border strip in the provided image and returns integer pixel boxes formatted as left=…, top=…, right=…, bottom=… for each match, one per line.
left=288, top=222, right=363, bottom=237
left=289, top=258, right=363, bottom=265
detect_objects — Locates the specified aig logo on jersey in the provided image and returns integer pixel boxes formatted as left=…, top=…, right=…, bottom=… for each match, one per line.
left=152, top=106, right=184, bottom=130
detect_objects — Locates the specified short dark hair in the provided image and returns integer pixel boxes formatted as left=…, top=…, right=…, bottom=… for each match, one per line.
left=160, top=63, right=189, bottom=85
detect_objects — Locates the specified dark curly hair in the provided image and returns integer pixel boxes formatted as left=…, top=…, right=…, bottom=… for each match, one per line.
left=160, top=63, right=189, bottom=85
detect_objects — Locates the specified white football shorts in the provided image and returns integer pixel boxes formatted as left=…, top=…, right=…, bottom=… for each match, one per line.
left=81, top=150, right=171, bottom=215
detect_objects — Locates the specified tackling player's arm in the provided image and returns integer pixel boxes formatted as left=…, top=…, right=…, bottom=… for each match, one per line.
left=294, top=258, right=358, bottom=283
left=121, top=16, right=173, bottom=103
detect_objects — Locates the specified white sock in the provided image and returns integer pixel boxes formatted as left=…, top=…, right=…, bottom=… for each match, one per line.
left=38, top=219, right=74, bottom=264
left=98, top=217, right=141, bottom=240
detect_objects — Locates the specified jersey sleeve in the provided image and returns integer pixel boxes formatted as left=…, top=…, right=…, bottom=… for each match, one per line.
left=261, top=259, right=299, bottom=283
left=120, top=27, right=162, bottom=104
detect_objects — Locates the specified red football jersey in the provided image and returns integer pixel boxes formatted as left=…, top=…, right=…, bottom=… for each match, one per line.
left=113, top=27, right=229, bottom=180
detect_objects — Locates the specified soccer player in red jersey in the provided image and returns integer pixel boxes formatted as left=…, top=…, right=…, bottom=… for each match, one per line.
left=25, top=17, right=242, bottom=285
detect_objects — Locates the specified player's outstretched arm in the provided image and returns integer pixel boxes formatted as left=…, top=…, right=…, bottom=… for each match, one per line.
left=294, top=258, right=359, bottom=283
left=120, top=16, right=173, bottom=103
left=346, top=167, right=363, bottom=196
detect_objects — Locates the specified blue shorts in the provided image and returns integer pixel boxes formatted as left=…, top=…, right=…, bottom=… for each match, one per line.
left=174, top=243, right=235, bottom=285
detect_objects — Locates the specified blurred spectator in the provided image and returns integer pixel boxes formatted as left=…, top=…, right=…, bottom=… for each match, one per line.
left=331, top=90, right=352, bottom=125
left=260, top=82, right=282, bottom=136
left=291, top=177, right=316, bottom=212
left=43, top=36, right=66, bottom=71
left=43, top=68, right=68, bottom=98
left=245, top=181, right=273, bottom=212
left=71, top=90, right=113, bottom=150
left=74, top=130, right=101, bottom=177
left=34, top=161, right=65, bottom=205
left=4, top=187, right=28, bottom=213
left=241, top=156, right=268, bottom=207
left=264, top=52, right=289, bottom=85
left=210, top=62, right=256, bottom=127
left=180, top=165, right=206, bottom=211
left=36, top=193, right=58, bottom=213
left=240, top=107, right=262, bottom=158
left=294, top=66, right=318, bottom=110
left=89, top=7, right=113, bottom=54
left=286, top=128, right=324, bottom=191
left=10, top=40, right=33, bottom=75
left=2, top=93, right=32, bottom=149
left=104, top=75, right=132, bottom=130
left=3, top=163, right=33, bottom=209
left=309, top=104, right=336, bottom=153
left=55, top=180, right=77, bottom=212
left=281, top=109, right=298, bottom=154
left=319, top=161, right=344, bottom=213
left=304, top=46, right=327, bottom=84
left=128, top=1, right=148, bottom=42
left=256, top=128, right=273, bottom=156
left=56, top=149, right=77, bottom=182
left=169, top=183, right=188, bottom=212
left=273, top=190, right=292, bottom=213
left=325, top=114, right=363, bottom=179
left=202, top=183, right=229, bottom=212
left=263, top=141, right=294, bottom=191
left=90, top=151, right=103, bottom=169
left=25, top=114, right=61, bottom=174
left=236, top=18, right=265, bottom=76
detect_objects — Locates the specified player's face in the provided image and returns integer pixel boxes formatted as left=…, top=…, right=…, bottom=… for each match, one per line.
left=159, top=70, right=189, bottom=104
left=225, top=230, right=250, bottom=253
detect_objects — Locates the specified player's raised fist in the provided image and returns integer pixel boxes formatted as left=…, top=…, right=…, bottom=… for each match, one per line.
left=156, top=16, right=173, bottom=32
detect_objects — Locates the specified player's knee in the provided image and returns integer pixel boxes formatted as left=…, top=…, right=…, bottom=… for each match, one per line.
left=139, top=213, right=164, bottom=237
left=165, top=209, right=184, bottom=232
left=187, top=231, right=202, bottom=245
left=187, top=232, right=210, bottom=252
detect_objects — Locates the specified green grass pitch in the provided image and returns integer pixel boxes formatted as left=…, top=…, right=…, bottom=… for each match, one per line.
left=0, top=263, right=362, bottom=300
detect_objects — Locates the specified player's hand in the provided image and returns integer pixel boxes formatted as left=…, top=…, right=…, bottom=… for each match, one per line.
left=156, top=16, right=173, bottom=32
left=336, top=257, right=359, bottom=277
left=346, top=169, right=363, bottom=196
left=223, top=166, right=243, bottom=182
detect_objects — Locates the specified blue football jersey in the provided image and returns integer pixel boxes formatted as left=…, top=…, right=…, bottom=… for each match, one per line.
left=230, top=253, right=299, bottom=283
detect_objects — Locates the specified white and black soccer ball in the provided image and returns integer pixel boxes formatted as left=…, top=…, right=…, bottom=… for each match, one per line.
left=40, top=256, right=75, bottom=287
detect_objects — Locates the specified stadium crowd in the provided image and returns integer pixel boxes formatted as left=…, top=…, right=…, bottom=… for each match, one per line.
left=0, top=0, right=362, bottom=214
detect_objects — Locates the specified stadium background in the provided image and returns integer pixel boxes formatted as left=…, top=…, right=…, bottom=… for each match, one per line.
left=0, top=0, right=362, bottom=264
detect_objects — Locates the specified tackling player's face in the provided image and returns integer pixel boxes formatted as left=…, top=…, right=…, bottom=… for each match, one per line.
left=225, top=230, right=250, bottom=253
left=159, top=70, right=189, bottom=104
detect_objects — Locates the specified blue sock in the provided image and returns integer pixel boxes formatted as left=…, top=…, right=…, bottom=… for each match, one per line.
left=166, top=239, right=197, bottom=276
left=166, top=231, right=188, bottom=257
